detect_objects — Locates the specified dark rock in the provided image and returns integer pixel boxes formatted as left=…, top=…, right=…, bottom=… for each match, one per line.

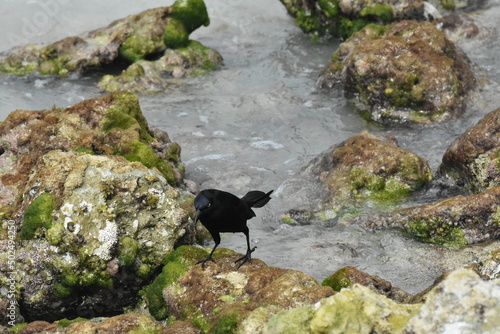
left=352, top=186, right=500, bottom=246
left=320, top=20, right=476, bottom=124
left=437, top=107, right=500, bottom=193
left=279, top=0, right=426, bottom=38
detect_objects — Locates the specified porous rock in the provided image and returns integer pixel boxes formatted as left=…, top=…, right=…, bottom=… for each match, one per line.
left=140, top=246, right=334, bottom=333
left=405, top=268, right=500, bottom=334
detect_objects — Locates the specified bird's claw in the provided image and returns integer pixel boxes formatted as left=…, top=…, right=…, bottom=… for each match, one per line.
left=196, top=256, right=216, bottom=269
left=235, top=246, right=257, bottom=269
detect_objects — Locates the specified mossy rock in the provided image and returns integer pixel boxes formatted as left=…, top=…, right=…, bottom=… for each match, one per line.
left=20, top=192, right=55, bottom=240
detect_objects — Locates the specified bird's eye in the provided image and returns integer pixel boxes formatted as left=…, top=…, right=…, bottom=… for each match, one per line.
left=207, top=202, right=211, bottom=208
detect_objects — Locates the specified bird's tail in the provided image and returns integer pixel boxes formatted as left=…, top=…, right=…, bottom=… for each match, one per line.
left=240, top=190, right=273, bottom=208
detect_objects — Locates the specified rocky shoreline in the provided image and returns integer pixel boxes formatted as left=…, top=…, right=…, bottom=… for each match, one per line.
left=1, top=0, right=499, bottom=333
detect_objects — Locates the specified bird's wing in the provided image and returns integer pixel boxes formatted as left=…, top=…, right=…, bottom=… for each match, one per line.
left=240, top=190, right=273, bottom=208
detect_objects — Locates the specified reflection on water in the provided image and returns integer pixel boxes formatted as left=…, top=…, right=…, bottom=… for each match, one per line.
left=1, top=0, right=500, bottom=293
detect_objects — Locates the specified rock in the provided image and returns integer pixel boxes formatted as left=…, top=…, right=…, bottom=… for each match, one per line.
left=280, top=131, right=432, bottom=222
left=322, top=266, right=412, bottom=303
left=64, top=313, right=158, bottom=334
left=352, top=186, right=500, bottom=246
left=437, top=107, right=500, bottom=193
left=0, top=150, right=190, bottom=322
left=279, top=0, right=426, bottom=38
left=319, top=20, right=476, bottom=124
left=405, top=268, right=500, bottom=334
left=140, top=245, right=334, bottom=332
left=0, top=0, right=222, bottom=93
left=98, top=41, right=223, bottom=93
left=262, top=284, right=420, bottom=334
left=0, top=92, right=194, bottom=323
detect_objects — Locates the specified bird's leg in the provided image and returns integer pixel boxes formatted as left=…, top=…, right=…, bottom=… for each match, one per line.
left=196, top=233, right=220, bottom=269
left=235, top=229, right=256, bottom=269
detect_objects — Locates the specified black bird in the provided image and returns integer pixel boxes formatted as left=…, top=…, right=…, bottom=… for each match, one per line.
left=193, top=188, right=273, bottom=269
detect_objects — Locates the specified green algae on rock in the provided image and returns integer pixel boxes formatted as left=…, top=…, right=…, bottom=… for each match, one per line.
left=279, top=0, right=425, bottom=39
left=322, top=266, right=412, bottom=303
left=352, top=186, right=500, bottom=247
left=0, top=92, right=192, bottom=322
left=282, top=131, right=432, bottom=221
left=139, top=245, right=333, bottom=332
left=98, top=41, right=223, bottom=93
left=0, top=92, right=184, bottom=216
left=320, top=20, right=476, bottom=124
left=0, top=150, right=190, bottom=322
left=0, top=0, right=222, bottom=93
left=438, top=107, right=500, bottom=194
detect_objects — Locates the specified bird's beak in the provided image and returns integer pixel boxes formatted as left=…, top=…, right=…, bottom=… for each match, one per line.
left=193, top=209, right=201, bottom=224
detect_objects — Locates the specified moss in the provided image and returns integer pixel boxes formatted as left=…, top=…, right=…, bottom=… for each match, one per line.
left=118, top=237, right=140, bottom=267
left=440, top=0, right=456, bottom=10
left=164, top=18, right=190, bottom=49
left=491, top=206, right=500, bottom=226
left=54, top=317, right=87, bottom=328
left=318, top=0, right=340, bottom=19
left=177, top=40, right=222, bottom=72
left=136, top=263, right=152, bottom=280
left=295, top=9, right=320, bottom=33
left=213, top=313, right=239, bottom=334
left=322, top=267, right=352, bottom=291
left=171, top=0, right=210, bottom=34
left=339, top=17, right=368, bottom=38
left=406, top=218, right=468, bottom=247
left=142, top=246, right=208, bottom=320
left=54, top=281, right=74, bottom=298
left=360, top=3, right=393, bottom=22
left=119, top=34, right=161, bottom=63
left=20, top=192, right=56, bottom=240
left=101, top=92, right=152, bottom=143
left=120, top=140, right=176, bottom=185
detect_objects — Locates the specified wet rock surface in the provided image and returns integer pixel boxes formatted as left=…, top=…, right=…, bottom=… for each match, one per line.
left=352, top=186, right=500, bottom=246
left=279, top=0, right=426, bottom=38
left=438, top=107, right=500, bottom=193
left=319, top=20, right=476, bottom=124
left=0, top=0, right=222, bottom=93
left=280, top=131, right=432, bottom=221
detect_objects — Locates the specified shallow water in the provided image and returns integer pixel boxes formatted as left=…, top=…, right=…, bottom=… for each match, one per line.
left=1, top=0, right=500, bottom=294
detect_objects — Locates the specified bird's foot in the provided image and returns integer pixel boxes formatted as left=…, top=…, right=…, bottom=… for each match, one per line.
left=235, top=246, right=257, bottom=269
left=196, top=256, right=216, bottom=269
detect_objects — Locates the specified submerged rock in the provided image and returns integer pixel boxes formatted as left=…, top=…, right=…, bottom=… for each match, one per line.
left=353, top=186, right=500, bottom=247
left=405, top=268, right=500, bottom=334
left=279, top=0, right=426, bottom=38
left=320, top=20, right=476, bottom=124
left=0, top=0, right=222, bottom=93
left=437, top=107, right=500, bottom=193
left=140, top=245, right=334, bottom=333
left=280, top=131, right=432, bottom=222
